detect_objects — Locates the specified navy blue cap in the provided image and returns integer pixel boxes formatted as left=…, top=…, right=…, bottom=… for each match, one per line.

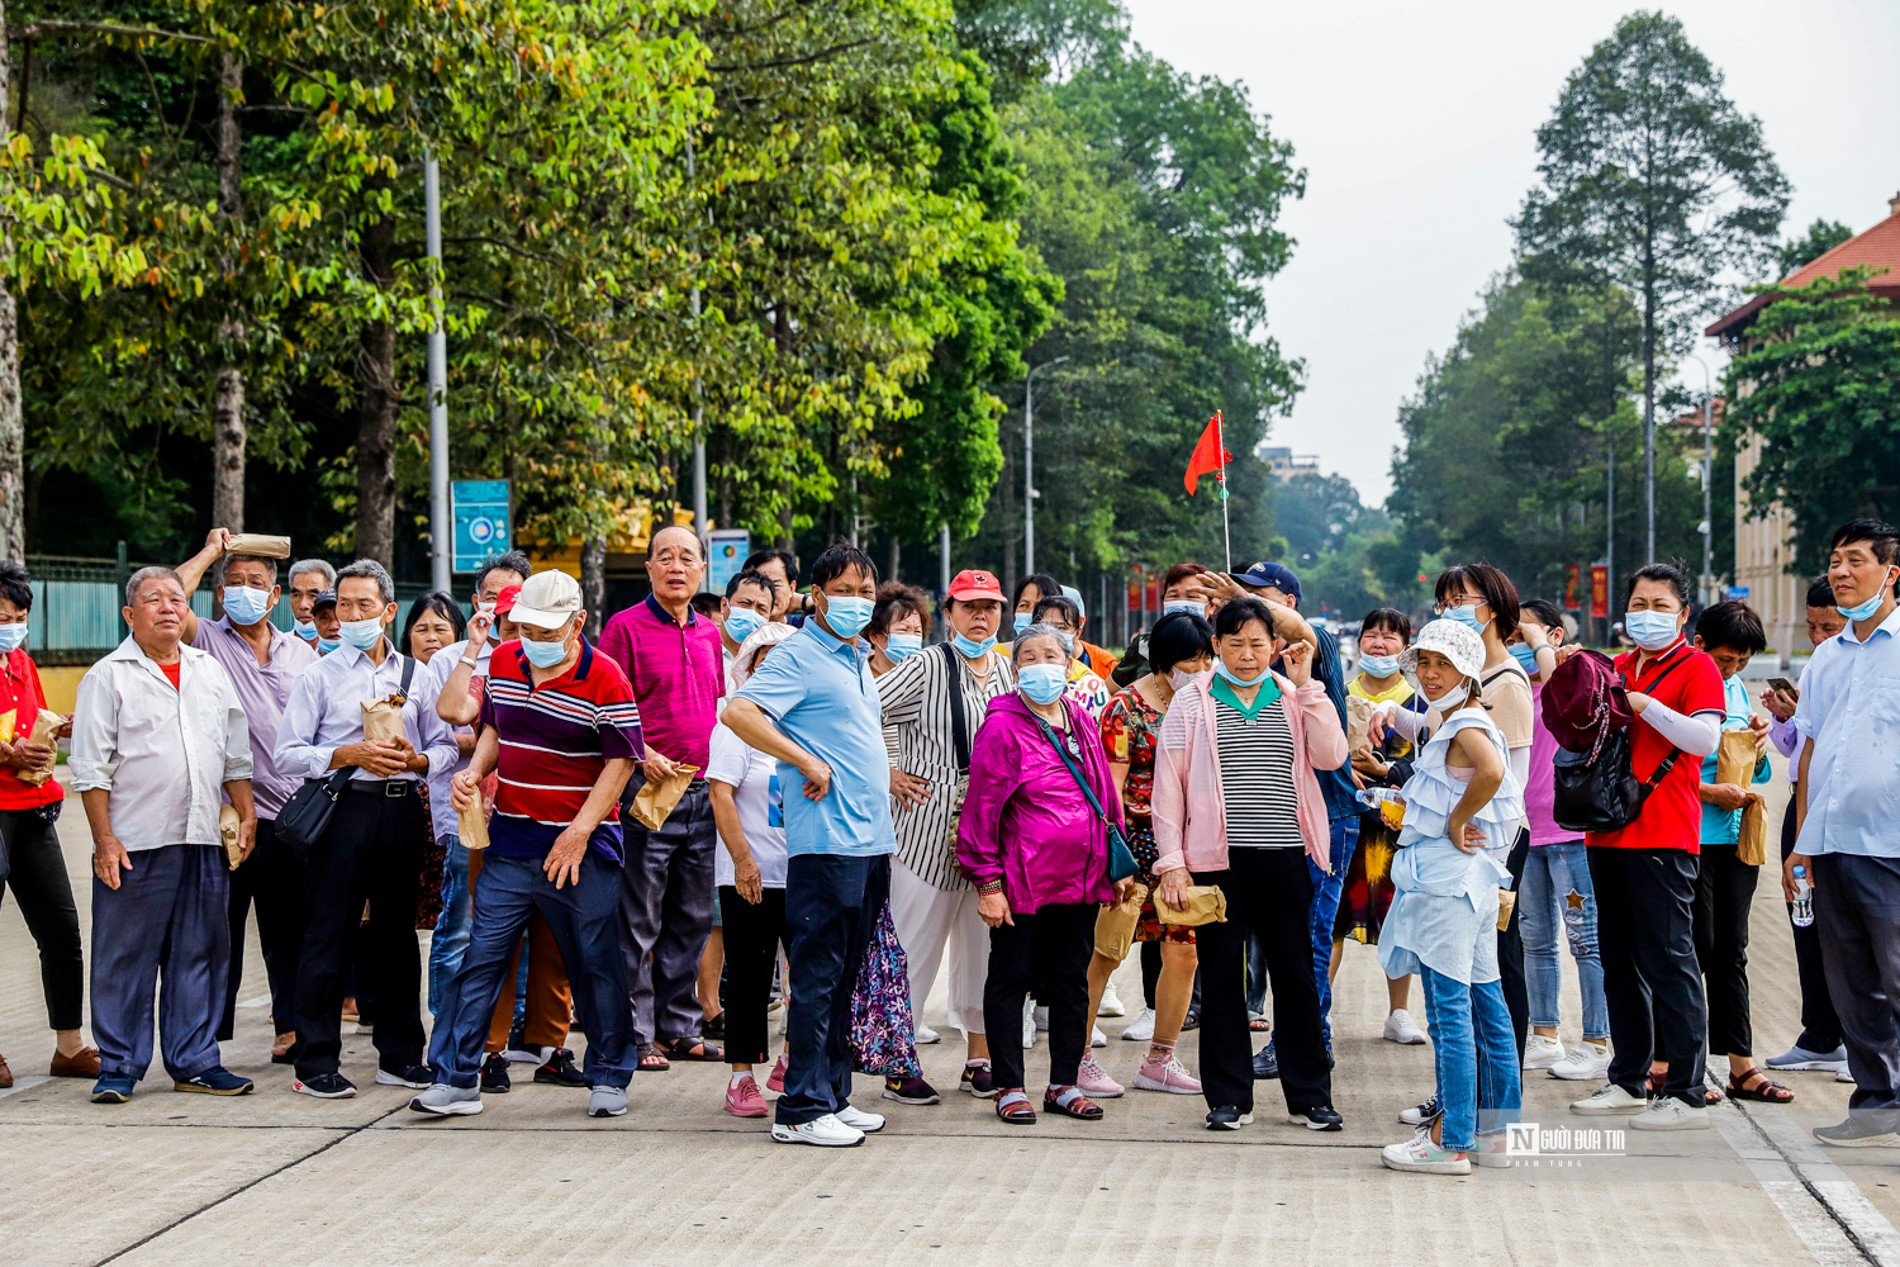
left=312, top=588, right=337, bottom=612
left=1231, top=561, right=1301, bottom=605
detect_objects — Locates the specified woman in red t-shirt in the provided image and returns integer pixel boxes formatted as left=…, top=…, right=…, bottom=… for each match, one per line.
left=0, top=562, right=99, bottom=1087
left=1569, top=563, right=1725, bottom=1132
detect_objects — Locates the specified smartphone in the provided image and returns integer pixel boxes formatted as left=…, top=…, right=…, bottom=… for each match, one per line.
left=1767, top=676, right=1798, bottom=698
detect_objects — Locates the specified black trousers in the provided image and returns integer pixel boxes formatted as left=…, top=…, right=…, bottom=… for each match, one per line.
left=719, top=884, right=791, bottom=1067
left=1496, top=828, right=1531, bottom=1063
left=219, top=818, right=307, bottom=1041
left=0, top=809, right=84, bottom=1031
left=1589, top=845, right=1706, bottom=1105
left=1694, top=846, right=1758, bottom=1058
left=1781, top=794, right=1842, bottom=1052
left=984, top=902, right=1095, bottom=1092
left=292, top=785, right=426, bottom=1078
left=1194, top=848, right=1331, bottom=1115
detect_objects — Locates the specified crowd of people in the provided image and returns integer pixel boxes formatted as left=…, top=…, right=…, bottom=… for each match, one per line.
left=0, top=515, right=1896, bottom=1162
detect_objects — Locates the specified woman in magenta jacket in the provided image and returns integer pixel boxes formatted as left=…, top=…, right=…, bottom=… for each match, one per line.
left=957, top=622, right=1132, bottom=1125
left=1151, top=596, right=1349, bottom=1133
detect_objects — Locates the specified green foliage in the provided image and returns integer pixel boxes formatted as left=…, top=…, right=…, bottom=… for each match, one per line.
left=1724, top=268, right=1900, bottom=570
left=1776, top=218, right=1855, bottom=279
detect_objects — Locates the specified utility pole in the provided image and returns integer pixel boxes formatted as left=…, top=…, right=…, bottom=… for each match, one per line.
left=1606, top=440, right=1616, bottom=642
left=939, top=522, right=951, bottom=601
left=1687, top=354, right=1716, bottom=606
left=687, top=136, right=709, bottom=590
left=1023, top=355, right=1069, bottom=577
left=425, top=147, right=450, bottom=593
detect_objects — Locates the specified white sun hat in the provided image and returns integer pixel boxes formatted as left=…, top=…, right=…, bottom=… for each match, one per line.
left=732, top=620, right=797, bottom=687
left=1398, top=617, right=1486, bottom=682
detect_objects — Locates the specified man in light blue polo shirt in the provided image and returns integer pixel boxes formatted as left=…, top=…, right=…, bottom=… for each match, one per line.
left=1786, top=517, right=1900, bottom=1149
left=723, top=543, right=895, bottom=1148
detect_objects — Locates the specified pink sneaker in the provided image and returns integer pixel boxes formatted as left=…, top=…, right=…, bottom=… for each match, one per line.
left=1133, top=1053, right=1202, bottom=1095
left=766, top=1053, right=787, bottom=1094
left=724, top=1075, right=768, bottom=1119
left=1076, top=1054, right=1124, bottom=1098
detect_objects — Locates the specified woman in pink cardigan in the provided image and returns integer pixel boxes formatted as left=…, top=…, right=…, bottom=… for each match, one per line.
left=957, top=623, right=1132, bottom=1125
left=1151, top=595, right=1349, bottom=1133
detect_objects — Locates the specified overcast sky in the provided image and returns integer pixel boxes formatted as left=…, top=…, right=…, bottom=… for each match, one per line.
left=1119, top=0, right=1900, bottom=506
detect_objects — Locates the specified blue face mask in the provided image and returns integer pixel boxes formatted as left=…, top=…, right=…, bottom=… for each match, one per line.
left=1625, top=610, right=1681, bottom=651
left=221, top=584, right=273, bottom=628
left=1441, top=603, right=1486, bottom=635
left=521, top=633, right=571, bottom=669
left=886, top=632, right=923, bottom=661
left=1508, top=644, right=1541, bottom=675
left=1162, top=600, right=1201, bottom=617
left=1837, top=571, right=1896, bottom=621
left=822, top=594, right=874, bottom=640
left=951, top=630, right=998, bottom=659
left=294, top=619, right=317, bottom=639
left=1017, top=662, right=1068, bottom=705
left=723, top=607, right=766, bottom=648
left=316, top=636, right=341, bottom=654
left=0, top=622, right=26, bottom=655
left=338, top=617, right=385, bottom=651
left=1013, top=612, right=1032, bottom=636
left=1357, top=652, right=1399, bottom=678
left=1214, top=660, right=1271, bottom=689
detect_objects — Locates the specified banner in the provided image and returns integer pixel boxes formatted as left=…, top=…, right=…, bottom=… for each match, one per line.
left=1563, top=563, right=1582, bottom=611
left=1589, top=565, right=1609, bottom=619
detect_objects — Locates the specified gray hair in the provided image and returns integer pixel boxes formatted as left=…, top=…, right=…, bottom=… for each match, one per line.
left=125, top=565, right=184, bottom=607
left=335, top=558, right=395, bottom=605
left=289, top=558, right=336, bottom=588
left=1012, top=621, right=1072, bottom=664
left=222, top=554, right=279, bottom=586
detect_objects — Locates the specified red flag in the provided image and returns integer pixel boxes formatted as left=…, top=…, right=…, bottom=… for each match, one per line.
left=1184, top=412, right=1232, bottom=495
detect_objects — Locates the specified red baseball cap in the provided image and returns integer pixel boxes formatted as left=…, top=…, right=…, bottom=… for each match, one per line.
left=494, top=583, right=523, bottom=617
left=947, top=569, right=1006, bottom=603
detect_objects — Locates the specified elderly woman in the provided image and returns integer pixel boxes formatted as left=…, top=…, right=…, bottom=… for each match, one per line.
left=958, top=622, right=1129, bottom=1124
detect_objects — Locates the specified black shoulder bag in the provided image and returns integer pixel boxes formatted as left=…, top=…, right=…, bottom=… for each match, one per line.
left=1031, top=711, right=1140, bottom=883
left=278, top=653, right=416, bottom=853
left=1550, top=654, right=1687, bottom=834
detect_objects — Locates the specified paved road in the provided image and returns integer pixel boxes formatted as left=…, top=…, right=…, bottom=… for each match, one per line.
left=3, top=769, right=1896, bottom=1266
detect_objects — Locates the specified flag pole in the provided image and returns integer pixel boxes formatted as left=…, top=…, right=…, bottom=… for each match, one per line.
left=1216, top=410, right=1232, bottom=573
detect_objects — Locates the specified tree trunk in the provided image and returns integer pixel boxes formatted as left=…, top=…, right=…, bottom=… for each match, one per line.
left=0, top=1, right=24, bottom=560
left=354, top=209, right=399, bottom=567
left=580, top=535, right=606, bottom=638
left=211, top=50, right=247, bottom=532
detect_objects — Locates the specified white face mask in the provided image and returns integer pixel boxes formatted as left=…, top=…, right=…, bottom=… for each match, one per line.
left=1428, top=679, right=1472, bottom=711
left=1166, top=666, right=1201, bottom=691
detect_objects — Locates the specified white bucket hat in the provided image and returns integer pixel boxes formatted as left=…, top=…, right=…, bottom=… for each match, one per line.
left=732, top=620, right=796, bottom=687
left=1399, top=617, right=1486, bottom=682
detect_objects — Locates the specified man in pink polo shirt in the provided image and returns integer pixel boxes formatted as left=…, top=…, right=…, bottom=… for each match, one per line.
left=598, top=526, right=727, bottom=1069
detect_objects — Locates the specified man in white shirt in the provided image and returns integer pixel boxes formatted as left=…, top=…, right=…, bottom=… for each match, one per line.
left=70, top=566, right=257, bottom=1104
left=275, top=559, right=459, bottom=1099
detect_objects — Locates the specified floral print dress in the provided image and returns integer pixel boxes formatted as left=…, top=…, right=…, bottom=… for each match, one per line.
left=1100, top=682, right=1194, bottom=946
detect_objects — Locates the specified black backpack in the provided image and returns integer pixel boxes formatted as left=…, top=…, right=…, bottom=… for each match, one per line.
left=1550, top=655, right=1686, bottom=834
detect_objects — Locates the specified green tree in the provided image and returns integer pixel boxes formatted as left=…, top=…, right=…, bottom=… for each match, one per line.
left=1724, top=268, right=1900, bottom=571
left=1514, top=10, right=1787, bottom=563
left=1776, top=217, right=1854, bottom=278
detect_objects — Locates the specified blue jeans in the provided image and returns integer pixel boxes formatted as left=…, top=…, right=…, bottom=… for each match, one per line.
left=427, top=837, right=471, bottom=1015
left=1519, top=841, right=1608, bottom=1040
left=1420, top=967, right=1520, bottom=1153
left=1307, top=817, right=1360, bottom=1042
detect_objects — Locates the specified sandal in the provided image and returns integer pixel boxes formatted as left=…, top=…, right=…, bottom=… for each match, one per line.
left=1249, top=1017, right=1270, bottom=1033
left=657, top=1036, right=725, bottom=1062
left=637, top=1042, right=671, bottom=1072
left=702, top=1011, right=727, bottom=1041
left=995, top=1089, right=1036, bottom=1124
left=1728, top=1067, right=1795, bottom=1104
left=1044, top=1084, right=1104, bottom=1121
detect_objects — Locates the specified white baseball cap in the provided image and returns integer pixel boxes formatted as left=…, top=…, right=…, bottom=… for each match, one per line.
left=510, top=570, right=581, bottom=629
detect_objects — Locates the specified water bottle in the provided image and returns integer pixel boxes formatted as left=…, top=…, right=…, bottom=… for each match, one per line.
left=1791, top=865, right=1814, bottom=928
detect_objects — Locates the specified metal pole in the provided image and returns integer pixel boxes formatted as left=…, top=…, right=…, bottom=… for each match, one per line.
left=939, top=522, right=950, bottom=600
left=1023, top=355, right=1070, bottom=578
left=425, top=148, right=451, bottom=593
left=687, top=136, right=709, bottom=589
left=1687, top=355, right=1716, bottom=607
left=1606, top=441, right=1616, bottom=642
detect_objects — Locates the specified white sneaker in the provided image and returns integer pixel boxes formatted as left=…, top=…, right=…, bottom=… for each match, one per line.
left=1837, top=1068, right=1857, bottom=1084
left=1022, top=999, right=1037, bottom=1049
left=1121, top=1007, right=1157, bottom=1043
left=1381, top=1133, right=1471, bottom=1175
left=1570, top=1083, right=1648, bottom=1116
left=1091, top=1025, right=1107, bottom=1049
left=1523, top=1034, right=1566, bottom=1071
left=835, top=1104, right=886, bottom=1134
left=1630, top=1097, right=1711, bottom=1131
left=1382, top=1009, right=1427, bottom=1046
left=1098, top=981, right=1126, bottom=1018
left=1032, top=1005, right=1050, bottom=1032
left=915, top=1025, right=941, bottom=1046
left=1548, top=1041, right=1612, bottom=1081
left=771, top=1113, right=865, bottom=1147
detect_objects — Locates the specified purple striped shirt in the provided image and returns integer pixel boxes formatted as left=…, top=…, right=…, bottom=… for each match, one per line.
left=596, top=595, right=724, bottom=769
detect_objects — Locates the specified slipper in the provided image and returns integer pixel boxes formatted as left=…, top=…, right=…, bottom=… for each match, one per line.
left=1249, top=1017, right=1270, bottom=1033
left=637, top=1042, right=671, bottom=1072
left=1727, top=1067, right=1795, bottom=1104
left=658, top=1036, right=725, bottom=1063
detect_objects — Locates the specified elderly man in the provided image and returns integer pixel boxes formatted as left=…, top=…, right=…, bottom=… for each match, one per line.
left=175, top=529, right=319, bottom=1064
left=599, top=526, right=727, bottom=1069
left=277, top=559, right=458, bottom=1099
left=411, top=570, right=642, bottom=1120
left=70, top=566, right=257, bottom=1104
left=287, top=559, right=336, bottom=649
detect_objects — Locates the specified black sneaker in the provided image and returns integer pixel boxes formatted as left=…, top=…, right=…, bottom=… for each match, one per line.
left=174, top=1068, right=255, bottom=1096
left=293, top=1073, right=358, bottom=1099
left=960, top=1060, right=996, bottom=1098
left=1206, top=1105, right=1254, bottom=1130
left=1289, top=1103, right=1344, bottom=1131
left=882, top=1075, right=941, bottom=1105
left=375, top=1064, right=433, bottom=1090
left=1399, top=1092, right=1442, bottom=1126
left=1252, top=1040, right=1280, bottom=1081
left=481, top=1052, right=512, bottom=1094
left=534, top=1049, right=588, bottom=1088
left=1814, top=1114, right=1900, bottom=1148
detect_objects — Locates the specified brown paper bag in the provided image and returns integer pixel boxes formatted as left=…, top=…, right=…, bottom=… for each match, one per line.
left=457, top=793, right=490, bottom=852
left=219, top=803, right=244, bottom=870
left=17, top=708, right=62, bottom=787
left=361, top=696, right=407, bottom=745
left=1156, top=884, right=1228, bottom=927
left=1346, top=696, right=1376, bottom=755
left=225, top=533, right=292, bottom=559
left=1496, top=887, right=1517, bottom=932
left=631, top=765, right=699, bottom=832
left=1716, top=729, right=1761, bottom=789
left=1737, top=794, right=1769, bottom=867
left=1093, top=882, right=1148, bottom=962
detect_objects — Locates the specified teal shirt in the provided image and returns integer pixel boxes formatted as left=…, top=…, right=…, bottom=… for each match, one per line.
left=1699, top=673, right=1768, bottom=845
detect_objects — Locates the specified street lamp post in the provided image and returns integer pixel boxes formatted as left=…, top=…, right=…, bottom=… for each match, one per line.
left=1023, top=355, right=1069, bottom=577
left=1687, top=354, right=1716, bottom=607
left=424, top=147, right=450, bottom=593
